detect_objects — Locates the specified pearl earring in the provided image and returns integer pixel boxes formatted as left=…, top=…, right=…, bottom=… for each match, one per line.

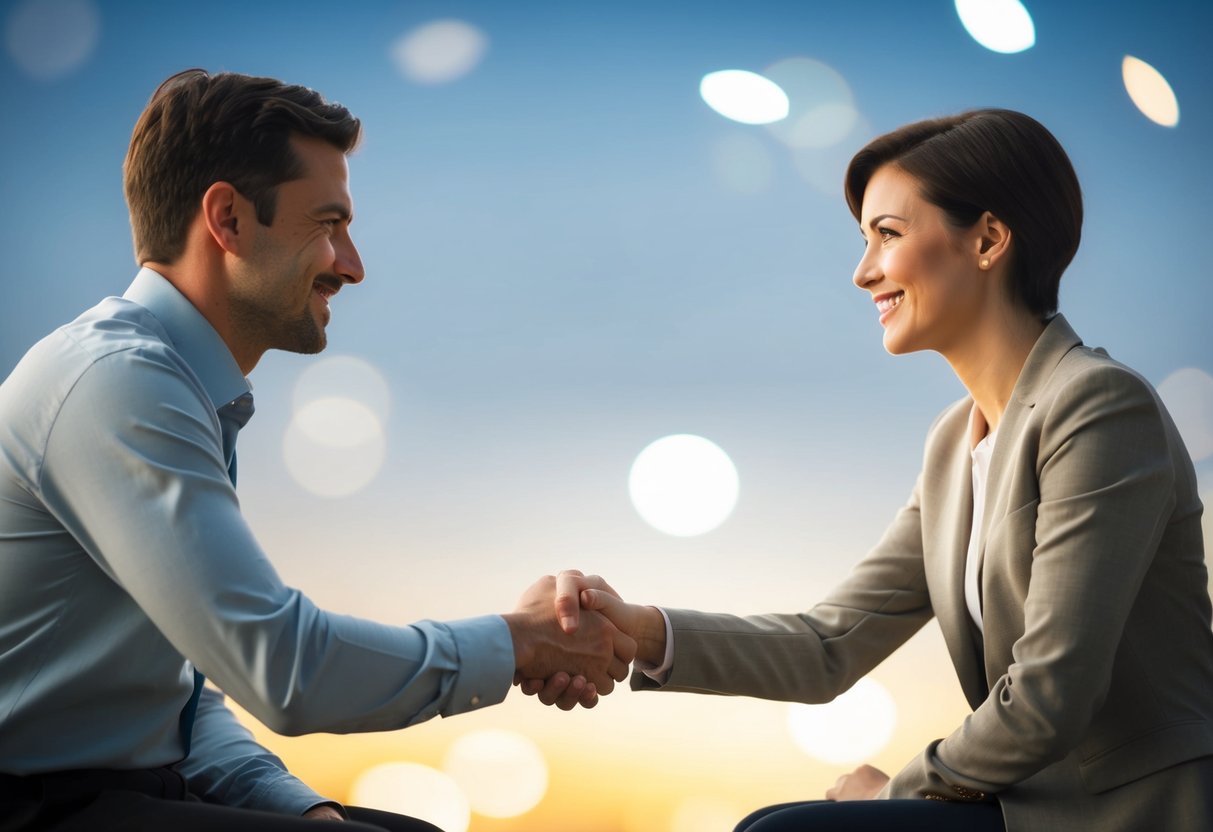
left=980, top=258, right=990, bottom=269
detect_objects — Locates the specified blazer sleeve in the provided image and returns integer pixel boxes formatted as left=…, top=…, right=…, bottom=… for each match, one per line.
left=632, top=474, right=934, bottom=703
left=883, top=365, right=1178, bottom=801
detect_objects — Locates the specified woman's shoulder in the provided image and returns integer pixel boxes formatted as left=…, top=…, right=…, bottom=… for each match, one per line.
left=1044, top=342, right=1158, bottom=409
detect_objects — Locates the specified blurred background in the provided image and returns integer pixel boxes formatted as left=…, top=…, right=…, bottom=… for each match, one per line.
left=3, top=0, right=1211, bottom=829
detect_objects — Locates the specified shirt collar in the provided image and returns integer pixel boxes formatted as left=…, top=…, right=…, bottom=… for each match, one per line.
left=123, top=267, right=252, bottom=410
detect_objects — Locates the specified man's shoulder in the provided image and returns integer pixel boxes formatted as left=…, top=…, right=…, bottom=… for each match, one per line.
left=2, top=296, right=203, bottom=434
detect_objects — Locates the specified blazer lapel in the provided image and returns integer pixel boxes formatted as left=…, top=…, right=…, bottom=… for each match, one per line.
left=977, top=315, right=1085, bottom=564
left=927, top=402, right=988, bottom=709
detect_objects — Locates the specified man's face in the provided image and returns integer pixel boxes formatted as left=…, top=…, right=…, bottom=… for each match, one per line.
left=229, top=135, right=364, bottom=357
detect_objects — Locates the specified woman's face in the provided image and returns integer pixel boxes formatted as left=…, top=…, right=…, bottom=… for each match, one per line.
left=852, top=164, right=987, bottom=356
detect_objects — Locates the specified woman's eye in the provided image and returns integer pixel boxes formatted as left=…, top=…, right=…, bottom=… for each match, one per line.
left=878, top=226, right=898, bottom=240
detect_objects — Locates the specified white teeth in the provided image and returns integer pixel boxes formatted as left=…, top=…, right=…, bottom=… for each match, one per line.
left=875, top=292, right=904, bottom=313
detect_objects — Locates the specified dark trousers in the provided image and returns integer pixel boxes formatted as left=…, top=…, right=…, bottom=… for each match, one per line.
left=735, top=799, right=1006, bottom=832
left=0, top=768, right=442, bottom=832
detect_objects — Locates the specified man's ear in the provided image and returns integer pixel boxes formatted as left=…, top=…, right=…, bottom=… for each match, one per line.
left=200, top=182, right=248, bottom=255
left=976, top=210, right=1012, bottom=270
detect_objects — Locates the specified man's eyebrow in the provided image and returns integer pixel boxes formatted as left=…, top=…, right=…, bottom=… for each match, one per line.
left=315, top=203, right=352, bottom=221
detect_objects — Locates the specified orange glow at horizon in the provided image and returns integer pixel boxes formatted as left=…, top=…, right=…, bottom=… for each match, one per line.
left=227, top=625, right=971, bottom=831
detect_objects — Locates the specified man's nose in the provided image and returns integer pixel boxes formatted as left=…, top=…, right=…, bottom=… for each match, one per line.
left=336, top=234, right=364, bottom=284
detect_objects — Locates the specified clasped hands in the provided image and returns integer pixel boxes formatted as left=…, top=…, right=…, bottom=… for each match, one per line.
left=506, top=570, right=891, bottom=801
left=505, top=570, right=663, bottom=710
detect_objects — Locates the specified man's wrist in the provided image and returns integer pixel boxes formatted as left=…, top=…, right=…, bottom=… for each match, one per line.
left=501, top=611, right=537, bottom=673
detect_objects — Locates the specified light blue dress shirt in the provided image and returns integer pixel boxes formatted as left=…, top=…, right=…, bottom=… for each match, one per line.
left=0, top=268, right=514, bottom=815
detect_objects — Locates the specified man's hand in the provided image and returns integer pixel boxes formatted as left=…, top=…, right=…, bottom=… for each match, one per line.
left=825, top=764, right=889, bottom=801
left=503, top=573, right=637, bottom=710
left=517, top=571, right=669, bottom=707
left=303, top=804, right=344, bottom=821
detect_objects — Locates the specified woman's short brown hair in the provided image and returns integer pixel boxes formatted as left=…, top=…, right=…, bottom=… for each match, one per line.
left=844, top=109, right=1082, bottom=318
left=123, top=69, right=362, bottom=265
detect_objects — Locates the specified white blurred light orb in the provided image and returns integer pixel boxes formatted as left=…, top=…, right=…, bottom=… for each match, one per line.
left=787, top=678, right=897, bottom=765
left=350, top=762, right=470, bottom=832
left=283, top=397, right=386, bottom=497
left=392, top=19, right=487, bottom=84
left=1157, top=368, right=1213, bottom=461
left=443, top=729, right=548, bottom=818
left=629, top=434, right=740, bottom=537
left=1122, top=55, right=1180, bottom=127
left=700, top=70, right=789, bottom=125
left=954, top=0, right=1036, bottom=54
left=293, top=355, right=392, bottom=424
left=761, top=57, right=858, bottom=150
left=4, top=0, right=100, bottom=81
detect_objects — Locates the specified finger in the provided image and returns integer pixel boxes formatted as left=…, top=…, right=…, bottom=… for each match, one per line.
left=612, top=629, right=638, bottom=665
left=578, top=682, right=599, bottom=709
left=519, top=678, right=545, bottom=696
left=554, top=675, right=586, bottom=711
left=608, top=656, right=630, bottom=683
left=590, top=673, right=615, bottom=697
left=580, top=587, right=626, bottom=617
left=555, top=570, right=587, bottom=634
left=537, top=672, right=571, bottom=706
left=580, top=574, right=621, bottom=599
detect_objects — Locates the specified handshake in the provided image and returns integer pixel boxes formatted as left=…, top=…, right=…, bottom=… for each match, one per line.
left=502, top=570, right=666, bottom=710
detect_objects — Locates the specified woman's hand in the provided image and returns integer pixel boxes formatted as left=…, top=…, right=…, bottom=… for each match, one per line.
left=825, top=764, right=889, bottom=801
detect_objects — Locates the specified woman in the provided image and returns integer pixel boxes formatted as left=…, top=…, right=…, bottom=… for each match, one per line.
left=528, top=110, right=1213, bottom=831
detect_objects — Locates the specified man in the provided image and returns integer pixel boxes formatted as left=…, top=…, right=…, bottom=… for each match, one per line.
left=0, top=69, right=633, bottom=830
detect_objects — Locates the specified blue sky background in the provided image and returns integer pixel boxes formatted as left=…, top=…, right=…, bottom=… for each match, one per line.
left=3, top=1, right=1212, bottom=826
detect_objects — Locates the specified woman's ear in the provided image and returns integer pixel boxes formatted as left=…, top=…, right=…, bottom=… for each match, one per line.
left=976, top=210, right=1012, bottom=271
left=200, top=181, right=248, bottom=255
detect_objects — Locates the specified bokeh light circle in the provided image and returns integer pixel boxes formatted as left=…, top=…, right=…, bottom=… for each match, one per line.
left=1122, top=55, right=1180, bottom=127
left=4, top=0, right=100, bottom=81
left=443, top=729, right=548, bottom=818
left=791, top=111, right=872, bottom=195
left=628, top=434, right=740, bottom=537
left=761, top=57, right=858, bottom=150
left=292, top=355, right=391, bottom=424
left=787, top=678, right=897, bottom=765
left=954, top=0, right=1036, bottom=54
left=283, top=397, right=386, bottom=497
left=1157, top=367, right=1213, bottom=462
left=350, top=762, right=470, bottom=832
left=699, top=70, right=790, bottom=125
left=392, top=19, right=487, bottom=85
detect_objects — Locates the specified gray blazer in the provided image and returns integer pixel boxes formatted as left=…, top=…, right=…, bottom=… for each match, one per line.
left=634, top=315, right=1213, bottom=831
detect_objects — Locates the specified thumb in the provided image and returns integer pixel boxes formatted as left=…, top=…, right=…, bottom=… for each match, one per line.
left=555, top=570, right=586, bottom=634
left=580, top=588, right=621, bottom=615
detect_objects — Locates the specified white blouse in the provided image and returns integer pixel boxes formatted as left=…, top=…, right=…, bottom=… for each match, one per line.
left=965, top=423, right=998, bottom=636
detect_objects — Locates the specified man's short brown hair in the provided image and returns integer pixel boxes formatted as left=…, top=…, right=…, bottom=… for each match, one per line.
left=123, top=69, right=362, bottom=265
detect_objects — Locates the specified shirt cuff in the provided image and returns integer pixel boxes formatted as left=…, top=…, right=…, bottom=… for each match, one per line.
left=636, top=607, right=675, bottom=684
left=245, top=769, right=338, bottom=817
left=441, top=615, right=515, bottom=717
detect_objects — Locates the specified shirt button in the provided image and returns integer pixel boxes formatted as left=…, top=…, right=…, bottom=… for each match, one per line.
left=470, top=695, right=481, bottom=706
